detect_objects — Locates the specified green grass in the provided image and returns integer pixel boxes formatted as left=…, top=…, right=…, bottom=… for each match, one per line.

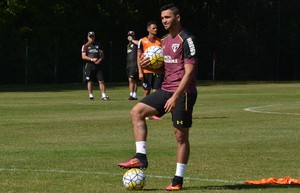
left=0, top=82, right=300, bottom=193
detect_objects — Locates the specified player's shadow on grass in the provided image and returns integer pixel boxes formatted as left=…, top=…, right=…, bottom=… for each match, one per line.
left=185, top=184, right=300, bottom=191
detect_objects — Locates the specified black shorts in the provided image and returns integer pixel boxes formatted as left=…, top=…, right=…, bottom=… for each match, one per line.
left=140, top=89, right=197, bottom=128
left=83, top=63, right=105, bottom=83
left=126, top=66, right=138, bottom=82
left=143, top=73, right=164, bottom=91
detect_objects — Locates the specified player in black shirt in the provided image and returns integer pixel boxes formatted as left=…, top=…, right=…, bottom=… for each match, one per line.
left=81, top=31, right=109, bottom=100
left=126, top=31, right=139, bottom=100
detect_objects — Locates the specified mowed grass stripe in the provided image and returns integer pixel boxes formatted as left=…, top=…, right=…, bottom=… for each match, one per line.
left=0, top=82, right=299, bottom=193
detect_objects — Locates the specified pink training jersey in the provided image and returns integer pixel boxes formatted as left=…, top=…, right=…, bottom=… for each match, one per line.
left=161, top=29, right=197, bottom=93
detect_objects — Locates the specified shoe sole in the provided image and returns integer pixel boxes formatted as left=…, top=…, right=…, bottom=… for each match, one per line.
left=118, top=165, right=148, bottom=170
left=166, top=184, right=182, bottom=191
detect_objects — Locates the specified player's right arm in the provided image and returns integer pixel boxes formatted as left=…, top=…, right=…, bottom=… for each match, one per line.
left=137, top=40, right=144, bottom=81
left=131, top=39, right=139, bottom=45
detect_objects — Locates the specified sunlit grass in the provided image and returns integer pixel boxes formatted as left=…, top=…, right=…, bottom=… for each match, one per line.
left=0, top=82, right=299, bottom=192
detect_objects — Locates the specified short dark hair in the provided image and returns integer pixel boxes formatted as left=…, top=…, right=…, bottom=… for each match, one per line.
left=146, top=20, right=157, bottom=28
left=160, top=3, right=180, bottom=16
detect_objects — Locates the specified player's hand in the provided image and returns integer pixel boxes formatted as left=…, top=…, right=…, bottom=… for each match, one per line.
left=164, top=97, right=177, bottom=113
left=90, top=58, right=97, bottom=63
left=139, top=54, right=151, bottom=68
left=94, top=58, right=102, bottom=65
left=138, top=73, right=144, bottom=81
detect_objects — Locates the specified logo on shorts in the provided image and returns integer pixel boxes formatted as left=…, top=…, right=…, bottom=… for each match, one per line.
left=176, top=120, right=183, bottom=125
left=142, top=83, right=148, bottom=89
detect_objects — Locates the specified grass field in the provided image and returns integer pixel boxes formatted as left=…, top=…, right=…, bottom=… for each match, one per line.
left=0, top=82, right=299, bottom=193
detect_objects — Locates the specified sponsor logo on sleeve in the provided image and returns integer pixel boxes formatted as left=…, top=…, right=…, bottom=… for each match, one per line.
left=187, top=38, right=196, bottom=56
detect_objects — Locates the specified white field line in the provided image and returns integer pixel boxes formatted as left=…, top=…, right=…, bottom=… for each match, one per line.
left=0, top=168, right=242, bottom=184
left=244, top=105, right=300, bottom=116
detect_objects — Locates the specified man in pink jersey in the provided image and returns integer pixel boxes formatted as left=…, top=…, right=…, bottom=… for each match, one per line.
left=118, top=4, right=198, bottom=191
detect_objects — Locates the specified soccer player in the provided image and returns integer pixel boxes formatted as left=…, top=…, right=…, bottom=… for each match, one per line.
left=81, top=31, right=109, bottom=101
left=137, top=21, right=164, bottom=97
left=126, top=31, right=139, bottom=100
left=118, top=4, right=198, bottom=191
left=137, top=20, right=163, bottom=120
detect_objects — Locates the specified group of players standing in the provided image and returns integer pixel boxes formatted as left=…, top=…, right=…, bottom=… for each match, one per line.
left=126, top=20, right=164, bottom=120
left=126, top=20, right=164, bottom=102
left=81, top=21, right=163, bottom=103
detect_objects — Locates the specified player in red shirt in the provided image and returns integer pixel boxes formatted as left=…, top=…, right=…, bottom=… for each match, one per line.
left=118, top=4, right=198, bottom=191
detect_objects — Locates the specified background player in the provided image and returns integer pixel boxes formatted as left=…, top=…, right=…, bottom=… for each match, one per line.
left=137, top=21, right=164, bottom=120
left=81, top=31, right=109, bottom=101
left=126, top=31, right=139, bottom=100
left=137, top=21, right=164, bottom=96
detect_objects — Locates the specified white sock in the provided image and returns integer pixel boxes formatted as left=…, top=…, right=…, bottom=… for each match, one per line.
left=102, top=93, right=107, bottom=98
left=136, top=141, right=146, bottom=154
left=89, top=94, right=94, bottom=98
left=130, top=92, right=133, bottom=96
left=175, top=163, right=187, bottom=177
left=132, top=92, right=137, bottom=98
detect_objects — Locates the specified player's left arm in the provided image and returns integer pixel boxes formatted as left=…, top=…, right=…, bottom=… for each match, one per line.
left=164, top=35, right=197, bottom=113
left=95, top=47, right=104, bottom=65
left=95, top=53, right=104, bottom=65
left=164, top=63, right=195, bottom=113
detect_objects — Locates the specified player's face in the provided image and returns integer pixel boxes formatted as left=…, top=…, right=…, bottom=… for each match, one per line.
left=161, top=9, right=178, bottom=31
left=88, top=35, right=95, bottom=42
left=148, top=24, right=158, bottom=35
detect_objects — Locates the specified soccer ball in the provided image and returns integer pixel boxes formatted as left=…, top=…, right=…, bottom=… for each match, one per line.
left=122, top=168, right=146, bottom=190
left=144, top=45, right=164, bottom=69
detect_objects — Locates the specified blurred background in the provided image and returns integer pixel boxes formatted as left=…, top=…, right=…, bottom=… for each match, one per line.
left=1, top=0, right=299, bottom=84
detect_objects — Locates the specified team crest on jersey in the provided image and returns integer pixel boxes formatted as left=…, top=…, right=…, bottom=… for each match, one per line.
left=172, top=44, right=180, bottom=53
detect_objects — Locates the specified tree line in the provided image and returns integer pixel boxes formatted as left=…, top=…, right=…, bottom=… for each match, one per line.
left=0, top=0, right=299, bottom=84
